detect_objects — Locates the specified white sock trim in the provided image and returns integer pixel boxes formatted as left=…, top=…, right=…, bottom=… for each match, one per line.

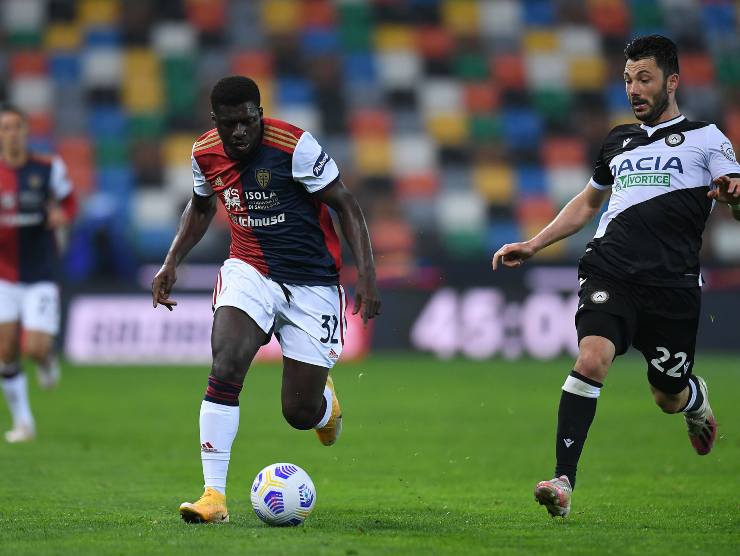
left=562, top=375, right=601, bottom=399
left=315, top=386, right=333, bottom=429
left=682, top=377, right=698, bottom=413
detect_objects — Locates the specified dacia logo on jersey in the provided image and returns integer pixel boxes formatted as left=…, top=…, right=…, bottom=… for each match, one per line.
left=313, top=151, right=329, bottom=177
left=222, top=187, right=241, bottom=210
left=256, top=169, right=271, bottom=189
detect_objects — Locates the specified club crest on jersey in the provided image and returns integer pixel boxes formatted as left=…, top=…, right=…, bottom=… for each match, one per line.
left=590, top=291, right=609, bottom=304
left=665, top=132, right=684, bottom=147
left=256, top=168, right=271, bottom=189
left=29, top=174, right=43, bottom=189
left=222, top=187, right=242, bottom=210
left=720, top=141, right=736, bottom=162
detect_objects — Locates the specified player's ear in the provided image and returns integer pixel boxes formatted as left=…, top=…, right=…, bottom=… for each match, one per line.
left=210, top=111, right=216, bottom=122
left=259, top=107, right=263, bottom=118
left=667, top=73, right=679, bottom=94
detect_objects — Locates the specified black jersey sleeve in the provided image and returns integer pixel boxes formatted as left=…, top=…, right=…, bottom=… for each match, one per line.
left=591, top=141, right=614, bottom=188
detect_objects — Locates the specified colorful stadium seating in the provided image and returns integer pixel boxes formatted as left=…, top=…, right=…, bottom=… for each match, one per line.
left=1, top=0, right=738, bottom=279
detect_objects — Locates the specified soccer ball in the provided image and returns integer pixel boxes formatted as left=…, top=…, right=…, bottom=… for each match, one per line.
left=250, top=463, right=316, bottom=526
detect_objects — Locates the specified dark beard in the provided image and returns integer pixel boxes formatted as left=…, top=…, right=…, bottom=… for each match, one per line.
left=635, top=85, right=670, bottom=125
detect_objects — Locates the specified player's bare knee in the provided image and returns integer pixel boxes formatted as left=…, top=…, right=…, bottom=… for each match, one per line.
left=282, top=401, right=322, bottom=430
left=574, top=350, right=611, bottom=382
left=211, top=350, right=246, bottom=385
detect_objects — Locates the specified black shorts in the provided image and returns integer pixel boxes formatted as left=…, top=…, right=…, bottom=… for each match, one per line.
left=575, top=273, right=700, bottom=394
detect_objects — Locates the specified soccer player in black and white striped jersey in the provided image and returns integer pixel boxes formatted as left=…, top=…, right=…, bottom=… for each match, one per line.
left=492, top=35, right=740, bottom=517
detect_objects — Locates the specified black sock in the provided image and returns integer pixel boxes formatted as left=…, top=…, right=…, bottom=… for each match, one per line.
left=681, top=375, right=704, bottom=413
left=554, top=371, right=602, bottom=489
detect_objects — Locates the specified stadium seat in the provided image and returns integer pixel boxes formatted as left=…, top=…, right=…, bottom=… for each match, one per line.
left=123, top=49, right=163, bottom=113
left=9, top=76, right=52, bottom=113
left=337, top=3, right=372, bottom=52
left=185, top=0, right=226, bottom=33
left=541, top=137, right=586, bottom=167
left=426, top=113, right=468, bottom=146
left=469, top=114, right=502, bottom=142
left=526, top=53, right=568, bottom=90
left=522, top=0, right=556, bottom=26
left=276, top=77, right=315, bottom=106
left=532, top=89, right=573, bottom=123
left=84, top=26, right=121, bottom=47
left=232, top=51, right=274, bottom=79
left=523, top=29, right=559, bottom=53
left=516, top=166, right=548, bottom=198
left=587, top=0, right=629, bottom=36
left=375, top=24, right=416, bottom=51
left=679, top=54, right=715, bottom=86
left=301, top=0, right=336, bottom=28
left=349, top=109, right=391, bottom=138
left=263, top=0, right=302, bottom=34
left=395, top=172, right=439, bottom=199
left=474, top=163, right=515, bottom=204
left=301, top=28, right=339, bottom=55
left=486, top=220, right=520, bottom=253
left=392, top=134, right=437, bottom=176
left=441, top=0, right=480, bottom=36
left=492, top=54, right=526, bottom=90
left=353, top=137, right=392, bottom=176
left=501, top=108, right=543, bottom=149
left=45, top=23, right=82, bottom=50
left=463, top=82, right=499, bottom=114
left=10, top=51, right=47, bottom=76
left=479, top=0, right=523, bottom=38
left=568, top=56, right=607, bottom=90
left=343, top=52, right=377, bottom=86
left=416, top=26, right=454, bottom=59
left=49, top=53, right=80, bottom=85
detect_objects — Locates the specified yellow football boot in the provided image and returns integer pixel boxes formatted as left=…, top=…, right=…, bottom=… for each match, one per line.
left=179, top=487, right=229, bottom=523
left=315, top=375, right=342, bottom=446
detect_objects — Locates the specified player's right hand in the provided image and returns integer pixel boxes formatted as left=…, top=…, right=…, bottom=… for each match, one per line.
left=151, top=263, right=178, bottom=311
left=491, top=242, right=536, bottom=271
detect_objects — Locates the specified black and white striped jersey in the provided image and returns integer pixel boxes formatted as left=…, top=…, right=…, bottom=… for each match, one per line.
left=581, top=114, right=740, bottom=288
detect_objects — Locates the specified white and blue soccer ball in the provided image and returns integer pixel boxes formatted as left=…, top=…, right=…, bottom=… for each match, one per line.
left=250, top=463, right=316, bottom=526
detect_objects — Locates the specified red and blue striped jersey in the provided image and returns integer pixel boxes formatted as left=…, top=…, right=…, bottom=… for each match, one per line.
left=191, top=118, right=342, bottom=286
left=0, top=154, right=74, bottom=283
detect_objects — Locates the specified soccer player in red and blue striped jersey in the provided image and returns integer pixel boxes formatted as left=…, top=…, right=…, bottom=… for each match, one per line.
left=0, top=104, right=76, bottom=443
left=152, top=76, right=381, bottom=523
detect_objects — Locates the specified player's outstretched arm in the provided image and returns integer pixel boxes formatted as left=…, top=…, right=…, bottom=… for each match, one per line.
left=152, top=192, right=216, bottom=310
left=492, top=182, right=610, bottom=270
left=707, top=175, right=740, bottom=221
left=315, top=180, right=381, bottom=324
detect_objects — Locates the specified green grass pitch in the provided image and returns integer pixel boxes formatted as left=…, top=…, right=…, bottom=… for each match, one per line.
left=0, top=354, right=738, bottom=555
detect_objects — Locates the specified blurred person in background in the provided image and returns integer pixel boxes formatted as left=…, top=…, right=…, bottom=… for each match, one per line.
left=152, top=76, right=381, bottom=523
left=492, top=35, right=740, bottom=517
left=0, top=104, right=77, bottom=443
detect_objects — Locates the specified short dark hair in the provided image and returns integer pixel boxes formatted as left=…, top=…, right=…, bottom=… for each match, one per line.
left=624, top=35, right=679, bottom=77
left=210, top=76, right=260, bottom=111
left=0, top=102, right=27, bottom=120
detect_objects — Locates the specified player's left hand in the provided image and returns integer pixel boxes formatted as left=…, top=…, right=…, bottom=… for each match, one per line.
left=352, top=274, right=381, bottom=325
left=151, top=262, right=178, bottom=312
left=46, top=205, right=69, bottom=229
left=707, top=175, right=740, bottom=204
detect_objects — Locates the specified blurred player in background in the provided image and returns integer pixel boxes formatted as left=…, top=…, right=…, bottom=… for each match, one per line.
left=152, top=76, right=381, bottom=523
left=0, top=104, right=77, bottom=443
left=492, top=35, right=740, bottom=517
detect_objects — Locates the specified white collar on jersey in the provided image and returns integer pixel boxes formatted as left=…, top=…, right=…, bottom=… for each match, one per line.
left=639, top=114, right=686, bottom=137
